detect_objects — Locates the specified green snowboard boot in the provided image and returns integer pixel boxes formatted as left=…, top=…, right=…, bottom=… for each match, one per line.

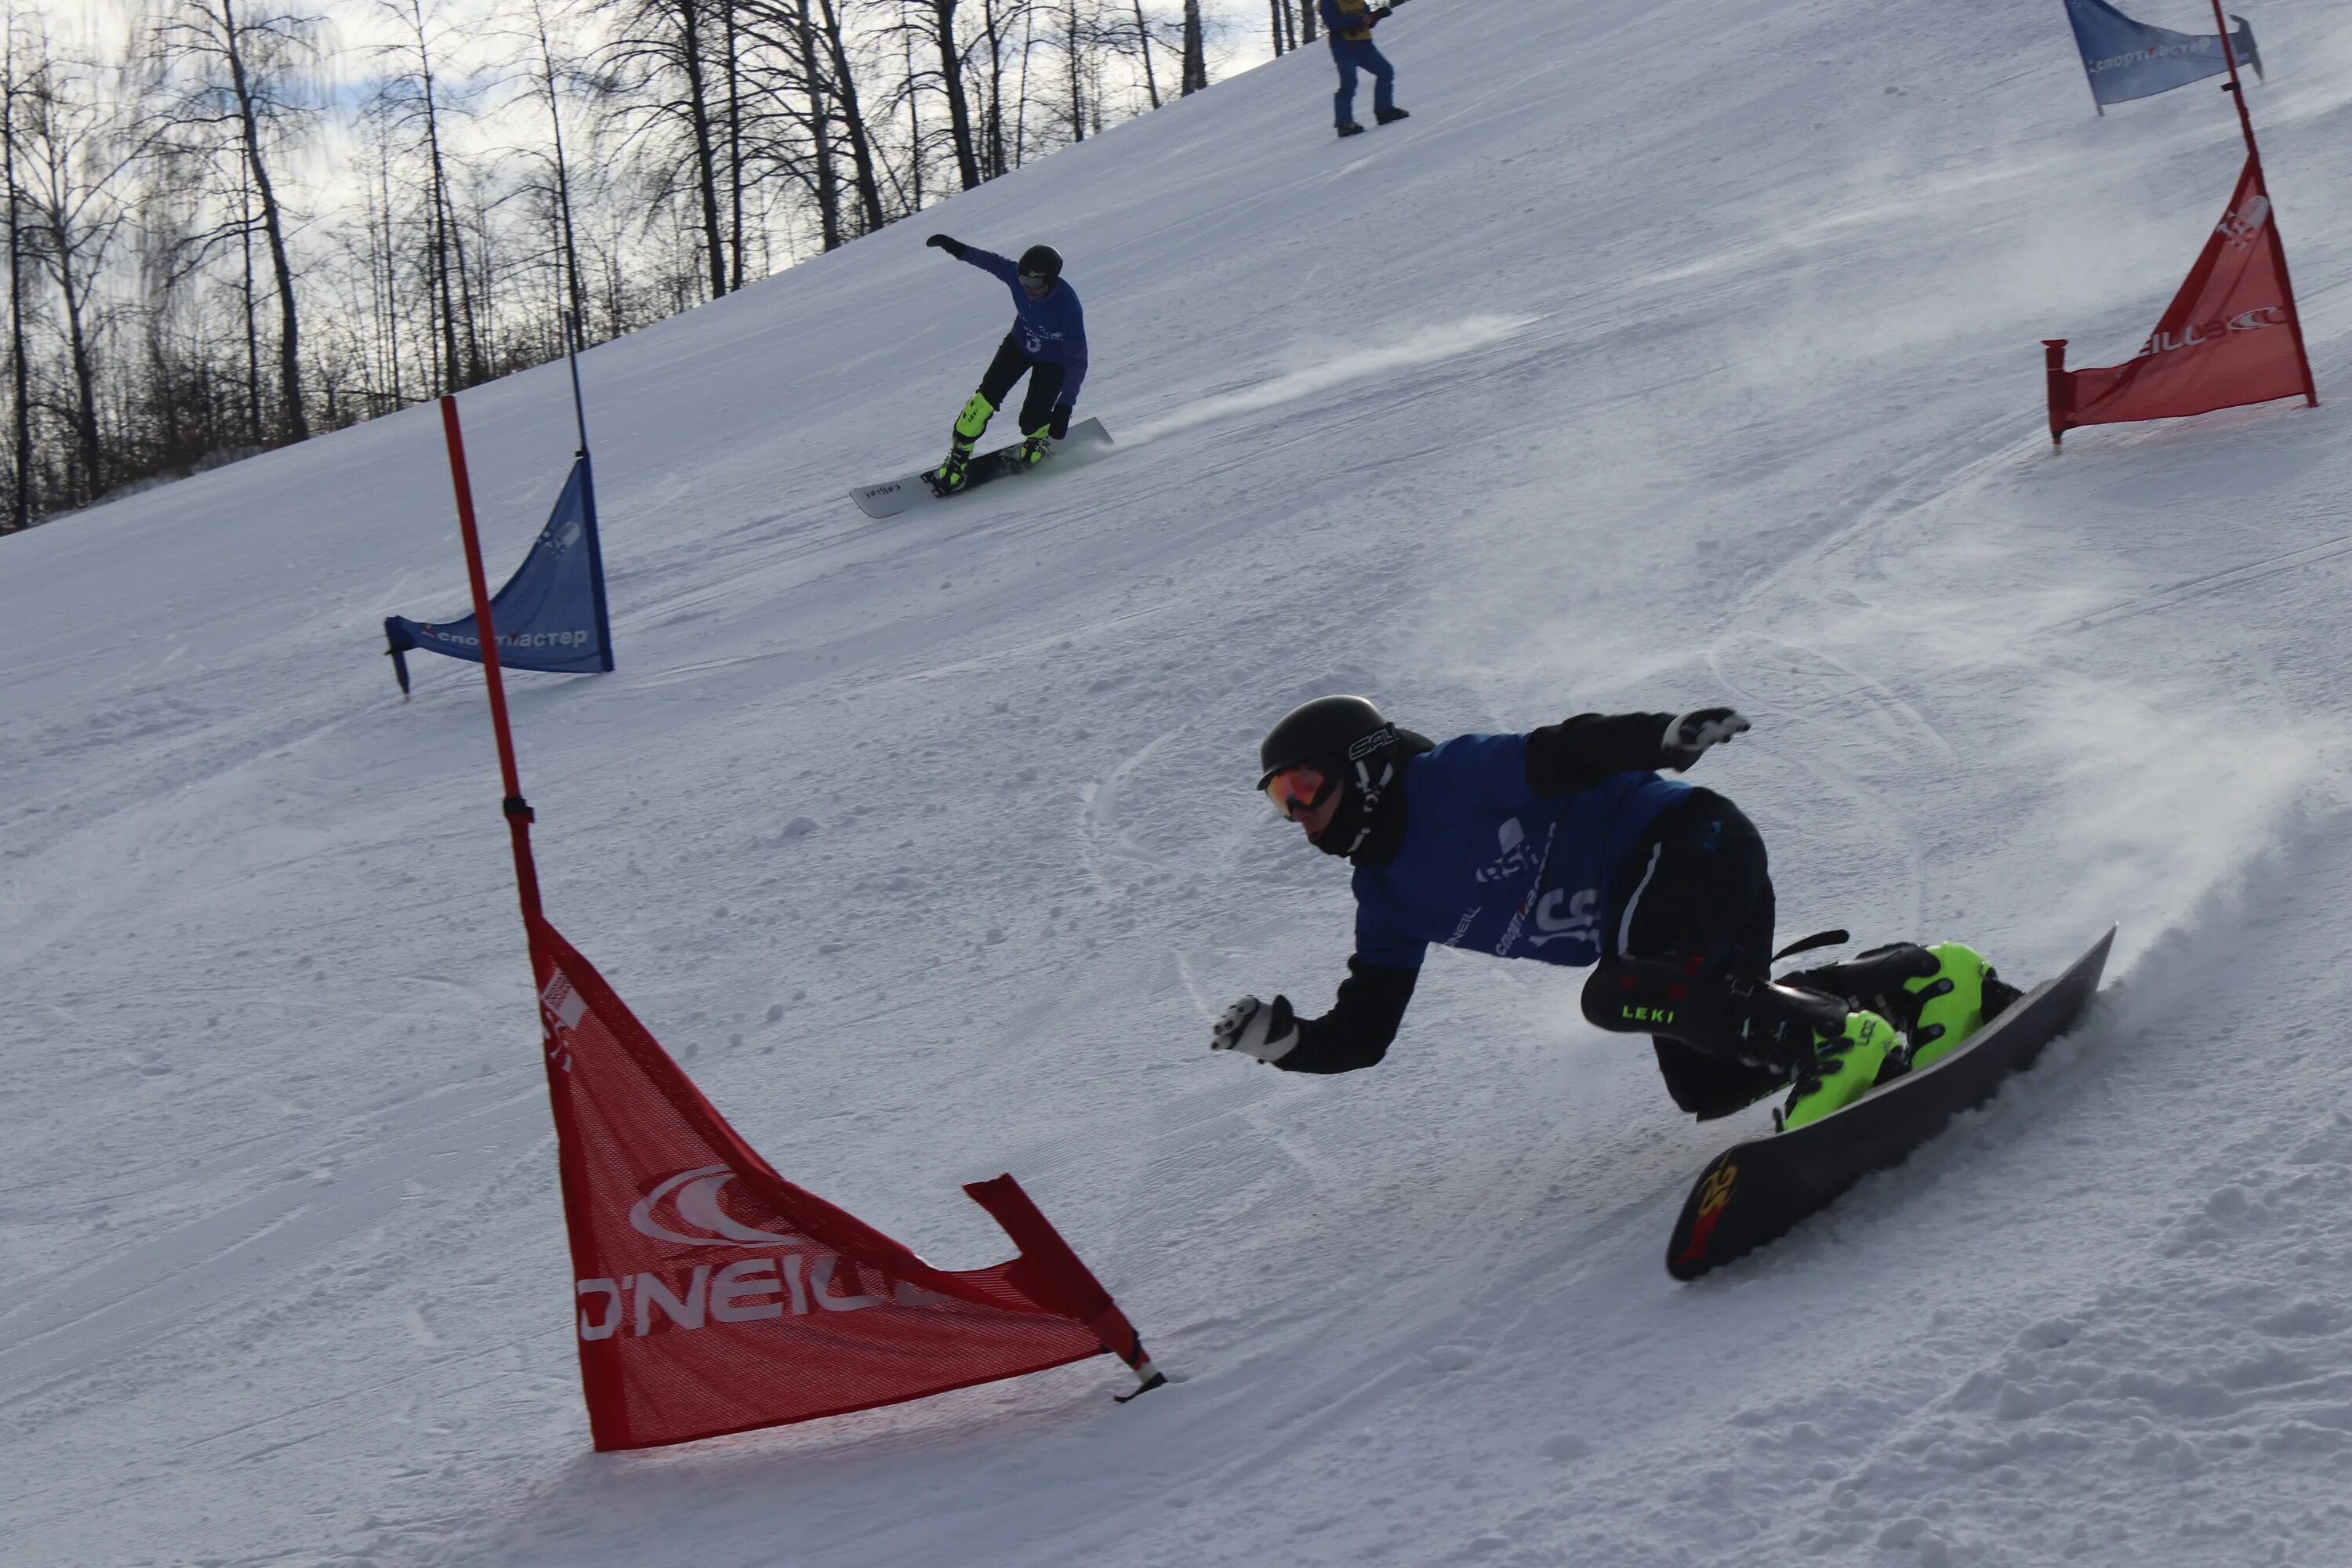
left=1901, top=942, right=1998, bottom=1071
left=1784, top=940, right=2016, bottom=1073
left=930, top=391, right=997, bottom=494
left=931, top=441, right=973, bottom=494
left=1779, top=1009, right=1897, bottom=1131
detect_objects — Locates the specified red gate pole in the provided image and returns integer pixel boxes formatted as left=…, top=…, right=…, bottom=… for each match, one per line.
left=441, top=393, right=548, bottom=931
left=2042, top=339, right=2071, bottom=446
left=2207, top=0, right=2259, bottom=158
left=2206, top=0, right=2318, bottom=408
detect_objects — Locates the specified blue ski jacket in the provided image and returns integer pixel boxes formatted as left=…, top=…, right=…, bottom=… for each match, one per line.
left=1352, top=734, right=1688, bottom=973
left=1267, top=711, right=1703, bottom=1076
left=958, top=247, right=1089, bottom=401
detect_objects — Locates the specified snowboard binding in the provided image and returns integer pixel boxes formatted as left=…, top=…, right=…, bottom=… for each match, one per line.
left=927, top=452, right=971, bottom=496
left=1782, top=941, right=2023, bottom=1073
left=927, top=423, right=982, bottom=496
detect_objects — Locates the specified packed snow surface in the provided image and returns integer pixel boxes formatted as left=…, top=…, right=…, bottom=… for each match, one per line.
left=9, top=0, right=2352, bottom=1563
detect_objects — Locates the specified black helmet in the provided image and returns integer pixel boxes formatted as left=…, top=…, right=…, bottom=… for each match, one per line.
left=1017, top=244, right=1063, bottom=285
left=1257, top=695, right=1397, bottom=789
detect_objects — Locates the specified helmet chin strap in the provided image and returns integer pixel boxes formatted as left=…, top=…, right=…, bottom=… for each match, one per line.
left=1355, top=757, right=1383, bottom=851
left=1338, top=757, right=1393, bottom=856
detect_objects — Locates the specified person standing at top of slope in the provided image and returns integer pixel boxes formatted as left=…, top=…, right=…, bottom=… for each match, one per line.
left=1210, top=695, right=2022, bottom=1131
left=922, top=234, right=1088, bottom=495
left=1322, top=0, right=1408, bottom=139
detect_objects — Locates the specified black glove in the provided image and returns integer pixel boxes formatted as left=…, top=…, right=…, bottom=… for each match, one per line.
left=1048, top=404, right=1072, bottom=440
left=926, top=234, right=965, bottom=257
left=1658, top=708, right=1749, bottom=771
left=1210, top=995, right=1300, bottom=1063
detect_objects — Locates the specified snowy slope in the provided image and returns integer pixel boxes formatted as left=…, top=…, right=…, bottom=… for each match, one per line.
left=9, top=0, right=2352, bottom=1562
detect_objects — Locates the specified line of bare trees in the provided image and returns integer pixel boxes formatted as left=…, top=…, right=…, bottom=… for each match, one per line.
left=0, top=0, right=1323, bottom=533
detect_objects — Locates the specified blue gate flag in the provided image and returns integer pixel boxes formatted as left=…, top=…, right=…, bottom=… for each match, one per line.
left=385, top=453, right=614, bottom=695
left=2065, top=0, right=2260, bottom=109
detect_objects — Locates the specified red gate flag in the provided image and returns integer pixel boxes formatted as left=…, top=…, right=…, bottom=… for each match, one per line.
left=2045, top=154, right=2316, bottom=441
left=531, top=913, right=1160, bottom=1450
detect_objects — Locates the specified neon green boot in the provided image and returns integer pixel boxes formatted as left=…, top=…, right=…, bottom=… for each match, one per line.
left=1903, top=942, right=1994, bottom=1072
left=1017, top=424, right=1053, bottom=466
left=1779, top=1010, right=1896, bottom=1131
left=931, top=392, right=996, bottom=493
left=1784, top=940, right=2015, bottom=1074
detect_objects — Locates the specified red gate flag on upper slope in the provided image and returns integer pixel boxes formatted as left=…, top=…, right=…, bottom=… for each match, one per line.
left=2044, top=154, right=2316, bottom=441
left=532, top=915, right=1160, bottom=1450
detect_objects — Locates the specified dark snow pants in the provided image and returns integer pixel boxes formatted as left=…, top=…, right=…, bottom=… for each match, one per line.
left=975, top=335, right=1069, bottom=437
left=1604, top=789, right=1791, bottom=1120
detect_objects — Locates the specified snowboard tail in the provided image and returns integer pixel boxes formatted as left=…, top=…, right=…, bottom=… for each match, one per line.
left=850, top=418, right=1112, bottom=519
left=1664, top=927, right=2116, bottom=1281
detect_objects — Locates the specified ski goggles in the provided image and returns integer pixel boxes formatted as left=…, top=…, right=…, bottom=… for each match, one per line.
left=1019, top=270, right=1053, bottom=291
left=1262, top=764, right=1337, bottom=822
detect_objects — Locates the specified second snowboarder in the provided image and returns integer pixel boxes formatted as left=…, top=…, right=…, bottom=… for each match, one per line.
left=924, top=234, right=1090, bottom=496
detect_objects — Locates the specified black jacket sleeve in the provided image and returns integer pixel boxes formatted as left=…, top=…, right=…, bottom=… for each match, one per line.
left=1523, top=713, right=1675, bottom=796
left=1274, top=957, right=1420, bottom=1074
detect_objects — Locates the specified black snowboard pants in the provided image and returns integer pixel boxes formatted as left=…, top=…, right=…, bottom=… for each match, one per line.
left=1598, top=788, right=1791, bottom=1120
left=975, top=336, right=1069, bottom=437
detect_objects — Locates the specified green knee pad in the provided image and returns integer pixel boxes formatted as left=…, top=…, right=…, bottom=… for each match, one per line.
left=954, top=392, right=996, bottom=441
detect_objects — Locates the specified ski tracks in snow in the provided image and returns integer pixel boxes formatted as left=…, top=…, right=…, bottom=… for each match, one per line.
left=1116, top=315, right=1537, bottom=449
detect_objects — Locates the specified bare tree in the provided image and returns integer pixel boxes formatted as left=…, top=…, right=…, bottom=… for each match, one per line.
left=1129, top=0, right=1162, bottom=106
left=599, top=0, right=734, bottom=299
left=3, top=21, right=33, bottom=529
left=234, top=157, right=260, bottom=437
left=734, top=0, right=833, bottom=246
left=720, top=0, right=746, bottom=289
left=1058, top=0, right=1084, bottom=140
left=370, top=0, right=492, bottom=392
left=518, top=0, right=590, bottom=334
left=895, top=5, right=924, bottom=209
left=811, top=0, right=886, bottom=234
left=961, top=0, right=1028, bottom=180
left=13, top=31, right=158, bottom=503
left=918, top=0, right=980, bottom=189
left=153, top=0, right=321, bottom=442
left=340, top=118, right=416, bottom=409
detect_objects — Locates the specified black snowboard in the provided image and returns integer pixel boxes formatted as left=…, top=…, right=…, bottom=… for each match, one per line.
left=938, top=442, right=1040, bottom=494
left=1664, top=927, right=2115, bottom=1280
left=848, top=418, right=1112, bottom=519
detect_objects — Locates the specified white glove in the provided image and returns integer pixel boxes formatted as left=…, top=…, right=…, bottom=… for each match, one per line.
left=1211, top=995, right=1300, bottom=1063
left=1659, top=707, right=1749, bottom=771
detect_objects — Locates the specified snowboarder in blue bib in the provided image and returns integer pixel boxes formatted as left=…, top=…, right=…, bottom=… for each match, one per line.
left=1210, top=695, right=2019, bottom=1130
left=1322, top=0, right=1407, bottom=138
left=924, top=234, right=1089, bottom=495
